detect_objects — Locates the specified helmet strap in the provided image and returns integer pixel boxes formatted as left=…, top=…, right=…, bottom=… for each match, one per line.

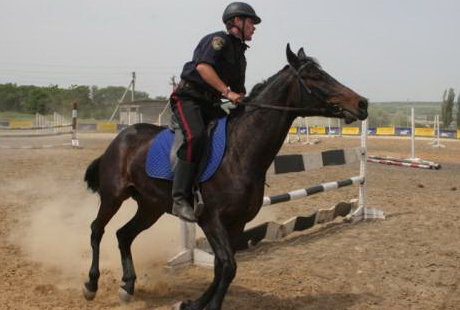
left=228, top=17, right=247, bottom=44
left=241, top=18, right=246, bottom=43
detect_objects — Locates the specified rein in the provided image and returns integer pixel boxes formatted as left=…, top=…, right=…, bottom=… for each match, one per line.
left=234, top=63, right=334, bottom=113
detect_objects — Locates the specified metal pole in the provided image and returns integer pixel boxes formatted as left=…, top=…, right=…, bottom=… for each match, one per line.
left=131, top=72, right=136, bottom=102
left=109, top=78, right=134, bottom=122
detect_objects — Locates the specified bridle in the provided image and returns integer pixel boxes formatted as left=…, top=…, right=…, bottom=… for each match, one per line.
left=237, top=62, right=344, bottom=115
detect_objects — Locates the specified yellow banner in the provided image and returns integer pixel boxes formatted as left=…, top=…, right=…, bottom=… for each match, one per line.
left=310, top=126, right=326, bottom=135
left=9, top=121, right=33, bottom=128
left=341, top=127, right=360, bottom=135
left=288, top=126, right=297, bottom=134
left=376, top=127, right=395, bottom=135
left=458, top=130, right=460, bottom=139
left=415, top=128, right=435, bottom=137
left=97, top=123, right=117, bottom=133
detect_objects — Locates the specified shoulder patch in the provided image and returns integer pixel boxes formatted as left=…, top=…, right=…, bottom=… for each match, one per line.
left=211, top=36, right=225, bottom=51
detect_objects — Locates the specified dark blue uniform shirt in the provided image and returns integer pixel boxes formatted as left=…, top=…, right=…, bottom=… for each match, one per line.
left=180, top=31, right=247, bottom=96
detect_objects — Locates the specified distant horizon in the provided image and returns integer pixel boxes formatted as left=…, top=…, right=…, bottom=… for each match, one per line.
left=1, top=1, right=459, bottom=102
left=0, top=81, right=451, bottom=104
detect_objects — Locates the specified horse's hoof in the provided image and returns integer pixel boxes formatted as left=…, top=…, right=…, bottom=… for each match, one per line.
left=82, top=285, right=96, bottom=301
left=118, top=287, right=133, bottom=302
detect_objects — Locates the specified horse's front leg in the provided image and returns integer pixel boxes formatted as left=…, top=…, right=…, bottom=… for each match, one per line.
left=178, top=257, right=223, bottom=310
left=180, top=218, right=238, bottom=310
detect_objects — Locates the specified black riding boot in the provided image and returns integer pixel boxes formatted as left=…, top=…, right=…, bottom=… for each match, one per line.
left=172, top=159, right=197, bottom=222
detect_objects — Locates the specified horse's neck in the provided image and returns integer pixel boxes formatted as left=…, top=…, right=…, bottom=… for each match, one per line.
left=228, top=80, right=296, bottom=175
left=245, top=110, right=295, bottom=171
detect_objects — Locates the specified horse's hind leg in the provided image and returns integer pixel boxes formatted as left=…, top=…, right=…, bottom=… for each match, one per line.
left=83, top=196, right=123, bottom=300
left=116, top=197, right=163, bottom=301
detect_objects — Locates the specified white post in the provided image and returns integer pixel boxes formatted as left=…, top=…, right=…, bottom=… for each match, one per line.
left=53, top=112, right=58, bottom=134
left=348, top=118, right=385, bottom=222
left=359, top=119, right=368, bottom=219
left=328, top=118, right=331, bottom=137
left=432, top=115, right=445, bottom=148
left=410, top=107, right=416, bottom=159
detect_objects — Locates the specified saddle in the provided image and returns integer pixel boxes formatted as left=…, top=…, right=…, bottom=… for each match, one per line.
left=145, top=116, right=228, bottom=183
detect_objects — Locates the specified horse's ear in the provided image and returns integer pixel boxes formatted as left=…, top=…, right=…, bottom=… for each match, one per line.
left=297, top=47, right=307, bottom=60
left=286, top=43, right=299, bottom=68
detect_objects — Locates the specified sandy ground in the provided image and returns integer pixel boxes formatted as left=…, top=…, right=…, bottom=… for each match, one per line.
left=0, top=132, right=460, bottom=310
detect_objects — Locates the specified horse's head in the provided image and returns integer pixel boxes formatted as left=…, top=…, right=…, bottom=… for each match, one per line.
left=286, top=44, right=368, bottom=123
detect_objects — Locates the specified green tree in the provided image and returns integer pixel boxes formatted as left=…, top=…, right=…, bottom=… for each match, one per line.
left=0, top=83, right=21, bottom=111
left=390, top=109, right=408, bottom=127
left=63, top=85, right=92, bottom=117
left=0, top=83, right=153, bottom=119
left=368, top=106, right=391, bottom=127
left=24, top=88, right=51, bottom=113
left=441, top=88, right=455, bottom=128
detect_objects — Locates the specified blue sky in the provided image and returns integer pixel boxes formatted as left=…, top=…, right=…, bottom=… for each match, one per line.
left=1, top=0, right=459, bottom=102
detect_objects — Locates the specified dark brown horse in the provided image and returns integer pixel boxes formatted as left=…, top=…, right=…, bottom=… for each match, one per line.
left=82, top=44, right=368, bottom=310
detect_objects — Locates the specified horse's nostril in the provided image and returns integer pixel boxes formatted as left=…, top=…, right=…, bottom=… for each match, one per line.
left=359, top=99, right=368, bottom=110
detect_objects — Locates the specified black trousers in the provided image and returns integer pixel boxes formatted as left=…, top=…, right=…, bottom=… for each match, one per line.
left=170, top=82, right=226, bottom=163
left=170, top=93, right=208, bottom=163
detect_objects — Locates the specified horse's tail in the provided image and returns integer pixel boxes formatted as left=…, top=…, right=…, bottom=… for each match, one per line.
left=84, top=157, right=101, bottom=193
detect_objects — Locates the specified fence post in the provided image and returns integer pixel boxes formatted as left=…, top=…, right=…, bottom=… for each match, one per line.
left=71, top=102, right=79, bottom=147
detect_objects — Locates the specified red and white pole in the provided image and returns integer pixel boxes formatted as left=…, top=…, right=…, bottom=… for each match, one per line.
left=71, top=102, right=79, bottom=147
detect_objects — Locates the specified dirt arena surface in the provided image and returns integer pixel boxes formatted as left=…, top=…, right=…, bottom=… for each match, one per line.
left=1, top=132, right=459, bottom=310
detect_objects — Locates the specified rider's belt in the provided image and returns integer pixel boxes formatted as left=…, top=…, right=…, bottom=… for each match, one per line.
left=177, top=80, right=220, bottom=103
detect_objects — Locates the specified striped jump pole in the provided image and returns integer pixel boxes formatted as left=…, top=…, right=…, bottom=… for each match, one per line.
left=167, top=119, right=384, bottom=268
left=262, top=176, right=363, bottom=205
left=367, top=156, right=441, bottom=170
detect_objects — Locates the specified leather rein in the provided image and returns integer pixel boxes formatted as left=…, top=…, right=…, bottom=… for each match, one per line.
left=236, top=62, right=336, bottom=113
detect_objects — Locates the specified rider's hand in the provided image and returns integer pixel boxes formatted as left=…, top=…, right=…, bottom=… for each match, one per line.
left=226, top=91, right=243, bottom=104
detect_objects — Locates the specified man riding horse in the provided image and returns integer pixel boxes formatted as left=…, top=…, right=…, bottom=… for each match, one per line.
left=170, top=2, right=261, bottom=222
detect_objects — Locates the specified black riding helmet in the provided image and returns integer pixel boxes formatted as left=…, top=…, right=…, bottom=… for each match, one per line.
left=222, top=2, right=261, bottom=24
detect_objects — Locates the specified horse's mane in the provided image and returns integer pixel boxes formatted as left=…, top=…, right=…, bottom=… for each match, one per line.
left=227, top=65, right=289, bottom=119
left=243, top=65, right=289, bottom=103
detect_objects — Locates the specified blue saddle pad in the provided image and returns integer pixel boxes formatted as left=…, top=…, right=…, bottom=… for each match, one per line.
left=146, top=117, right=227, bottom=183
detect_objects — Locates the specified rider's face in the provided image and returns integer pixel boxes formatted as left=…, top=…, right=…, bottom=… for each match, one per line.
left=234, top=17, right=256, bottom=41
left=243, top=18, right=256, bottom=41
